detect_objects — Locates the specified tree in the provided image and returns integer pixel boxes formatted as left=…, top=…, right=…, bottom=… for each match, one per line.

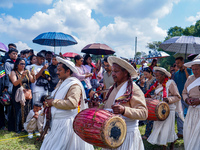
left=194, top=20, right=200, bottom=37
left=165, top=26, right=184, bottom=40
left=146, top=41, right=162, bottom=50
left=135, top=52, right=142, bottom=58
left=183, top=25, right=195, bottom=35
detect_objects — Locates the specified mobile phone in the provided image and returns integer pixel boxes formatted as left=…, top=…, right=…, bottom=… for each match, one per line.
left=31, top=66, right=35, bottom=71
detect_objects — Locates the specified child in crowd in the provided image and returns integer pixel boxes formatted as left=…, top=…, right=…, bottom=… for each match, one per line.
left=24, top=102, right=43, bottom=139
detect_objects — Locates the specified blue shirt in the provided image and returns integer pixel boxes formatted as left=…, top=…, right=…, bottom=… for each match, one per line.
left=174, top=68, right=193, bottom=95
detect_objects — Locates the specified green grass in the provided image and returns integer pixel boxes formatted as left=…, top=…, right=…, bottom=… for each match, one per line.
left=0, top=123, right=184, bottom=150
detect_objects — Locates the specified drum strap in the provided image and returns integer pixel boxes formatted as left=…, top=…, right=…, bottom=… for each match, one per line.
left=103, top=78, right=133, bottom=103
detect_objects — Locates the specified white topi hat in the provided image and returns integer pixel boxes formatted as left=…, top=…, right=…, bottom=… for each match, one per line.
left=154, top=66, right=171, bottom=77
left=56, top=56, right=78, bottom=74
left=184, top=58, right=200, bottom=68
left=108, top=56, right=138, bottom=78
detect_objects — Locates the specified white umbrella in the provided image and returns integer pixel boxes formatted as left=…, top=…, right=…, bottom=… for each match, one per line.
left=159, top=36, right=200, bottom=59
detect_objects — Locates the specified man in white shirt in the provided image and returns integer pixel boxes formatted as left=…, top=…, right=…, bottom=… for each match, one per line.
left=31, top=52, right=48, bottom=106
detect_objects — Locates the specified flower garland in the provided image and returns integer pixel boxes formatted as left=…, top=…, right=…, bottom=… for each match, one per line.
left=145, top=77, right=169, bottom=98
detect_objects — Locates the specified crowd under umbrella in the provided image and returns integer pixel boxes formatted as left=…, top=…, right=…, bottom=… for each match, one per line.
left=81, top=43, right=115, bottom=55
left=146, top=50, right=170, bottom=59
left=63, top=52, right=79, bottom=58
left=32, top=32, right=78, bottom=53
left=159, top=36, right=200, bottom=59
left=0, top=42, right=8, bottom=53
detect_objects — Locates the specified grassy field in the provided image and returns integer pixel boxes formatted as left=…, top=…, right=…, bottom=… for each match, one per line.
left=0, top=123, right=184, bottom=150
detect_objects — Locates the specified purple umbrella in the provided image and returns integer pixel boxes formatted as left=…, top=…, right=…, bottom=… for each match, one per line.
left=0, top=42, right=8, bottom=52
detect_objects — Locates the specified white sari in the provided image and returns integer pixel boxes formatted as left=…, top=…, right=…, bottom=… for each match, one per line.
left=40, top=77, right=94, bottom=150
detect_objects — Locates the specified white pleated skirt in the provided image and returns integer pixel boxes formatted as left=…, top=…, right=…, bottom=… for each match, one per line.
left=40, top=114, right=94, bottom=150
left=147, top=104, right=178, bottom=145
left=183, top=106, right=200, bottom=150
left=103, top=118, right=144, bottom=150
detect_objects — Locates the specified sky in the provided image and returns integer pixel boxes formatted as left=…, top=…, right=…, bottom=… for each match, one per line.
left=1, top=0, right=200, bottom=58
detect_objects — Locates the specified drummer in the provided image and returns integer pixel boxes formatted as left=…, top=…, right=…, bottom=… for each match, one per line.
left=101, top=56, right=148, bottom=150
left=147, top=67, right=182, bottom=150
left=182, top=58, right=200, bottom=150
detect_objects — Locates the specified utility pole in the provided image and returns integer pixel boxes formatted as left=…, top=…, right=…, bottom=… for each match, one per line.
left=135, top=37, right=137, bottom=60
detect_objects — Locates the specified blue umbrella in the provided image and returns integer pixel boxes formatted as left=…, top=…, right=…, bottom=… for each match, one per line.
left=32, top=32, right=77, bottom=53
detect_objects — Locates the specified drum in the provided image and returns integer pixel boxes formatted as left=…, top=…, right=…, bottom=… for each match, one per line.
left=73, top=108, right=127, bottom=149
left=146, top=98, right=170, bottom=121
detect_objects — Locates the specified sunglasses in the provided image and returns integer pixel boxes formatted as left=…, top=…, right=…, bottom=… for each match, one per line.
left=19, top=63, right=26, bottom=66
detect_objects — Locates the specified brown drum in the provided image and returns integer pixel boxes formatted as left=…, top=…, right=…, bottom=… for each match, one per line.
left=73, top=108, right=127, bottom=149
left=146, top=98, right=170, bottom=121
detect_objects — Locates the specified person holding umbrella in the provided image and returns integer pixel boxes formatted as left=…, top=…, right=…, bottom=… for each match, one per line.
left=182, top=59, right=200, bottom=150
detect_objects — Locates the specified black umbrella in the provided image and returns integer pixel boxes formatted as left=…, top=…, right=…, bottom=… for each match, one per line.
left=81, top=43, right=115, bottom=55
left=159, top=36, right=200, bottom=59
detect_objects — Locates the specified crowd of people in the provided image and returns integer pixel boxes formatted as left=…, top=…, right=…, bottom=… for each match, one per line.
left=0, top=43, right=200, bottom=150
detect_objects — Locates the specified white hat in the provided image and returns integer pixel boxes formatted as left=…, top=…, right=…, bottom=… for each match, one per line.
left=108, top=56, right=138, bottom=78
left=56, top=56, right=78, bottom=74
left=154, top=66, right=171, bottom=77
left=184, top=59, right=200, bottom=68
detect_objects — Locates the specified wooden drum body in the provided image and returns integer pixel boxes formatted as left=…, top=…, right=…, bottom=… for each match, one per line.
left=73, top=108, right=127, bottom=149
left=146, top=98, right=170, bottom=121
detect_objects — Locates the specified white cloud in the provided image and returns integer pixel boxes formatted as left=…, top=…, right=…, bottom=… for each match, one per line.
left=15, top=41, right=31, bottom=51
left=0, top=0, right=53, bottom=8
left=0, top=0, right=177, bottom=58
left=186, top=12, right=200, bottom=25
left=95, top=0, right=180, bottom=19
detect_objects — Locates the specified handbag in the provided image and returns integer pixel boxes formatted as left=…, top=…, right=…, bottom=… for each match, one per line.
left=16, top=71, right=32, bottom=100
left=0, top=91, right=11, bottom=106
left=23, top=88, right=32, bottom=100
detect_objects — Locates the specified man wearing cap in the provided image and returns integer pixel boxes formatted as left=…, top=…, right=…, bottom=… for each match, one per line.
left=147, top=67, right=182, bottom=149
left=182, top=58, right=200, bottom=150
left=101, top=56, right=148, bottom=150
left=40, top=57, right=93, bottom=150
left=31, top=52, right=48, bottom=106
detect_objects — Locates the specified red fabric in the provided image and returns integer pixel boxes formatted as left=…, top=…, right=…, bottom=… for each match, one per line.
left=149, top=65, right=153, bottom=71
left=12, top=59, right=16, bottom=63
left=145, top=77, right=169, bottom=98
